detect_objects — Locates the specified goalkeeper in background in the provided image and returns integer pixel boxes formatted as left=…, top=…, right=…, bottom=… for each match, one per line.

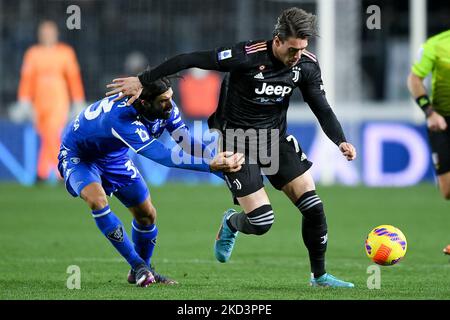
left=407, top=29, right=450, bottom=255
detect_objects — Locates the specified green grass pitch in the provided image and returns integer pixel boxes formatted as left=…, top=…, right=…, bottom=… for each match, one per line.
left=0, top=183, right=449, bottom=300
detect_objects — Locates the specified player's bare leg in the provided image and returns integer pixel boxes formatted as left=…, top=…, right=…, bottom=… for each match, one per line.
left=282, top=171, right=354, bottom=288
left=237, top=187, right=271, bottom=213
left=215, top=187, right=272, bottom=262
left=126, top=197, right=177, bottom=285
left=437, top=172, right=450, bottom=200
left=80, top=182, right=109, bottom=210
left=281, top=170, right=316, bottom=203
left=129, top=197, right=157, bottom=226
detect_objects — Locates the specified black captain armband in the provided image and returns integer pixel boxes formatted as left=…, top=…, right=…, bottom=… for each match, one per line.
left=415, top=95, right=434, bottom=118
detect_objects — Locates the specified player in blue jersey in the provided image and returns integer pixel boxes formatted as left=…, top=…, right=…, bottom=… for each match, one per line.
left=58, top=77, right=243, bottom=287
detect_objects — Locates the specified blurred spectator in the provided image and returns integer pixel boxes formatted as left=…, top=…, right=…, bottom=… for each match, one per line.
left=16, top=20, right=85, bottom=182
left=179, top=68, right=221, bottom=120
left=178, top=69, right=221, bottom=186
left=124, top=51, right=149, bottom=75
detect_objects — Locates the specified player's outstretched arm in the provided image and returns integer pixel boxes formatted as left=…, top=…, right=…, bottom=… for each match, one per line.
left=310, top=102, right=357, bottom=161
left=139, top=51, right=219, bottom=86
left=300, top=62, right=356, bottom=160
left=106, top=51, right=219, bottom=105
left=138, top=139, right=243, bottom=173
left=170, top=126, right=214, bottom=159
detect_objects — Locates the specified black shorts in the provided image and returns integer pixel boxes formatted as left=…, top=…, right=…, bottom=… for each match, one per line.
left=223, top=134, right=313, bottom=202
left=428, top=116, right=450, bottom=175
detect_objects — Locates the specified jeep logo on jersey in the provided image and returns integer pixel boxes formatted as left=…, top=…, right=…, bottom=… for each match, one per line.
left=255, top=83, right=292, bottom=97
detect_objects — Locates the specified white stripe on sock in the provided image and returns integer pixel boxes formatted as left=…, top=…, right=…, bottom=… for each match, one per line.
left=249, top=216, right=274, bottom=224
left=250, top=219, right=274, bottom=226
left=92, top=208, right=111, bottom=218
left=297, top=195, right=319, bottom=209
left=248, top=210, right=274, bottom=222
left=132, top=222, right=156, bottom=233
left=301, top=199, right=322, bottom=211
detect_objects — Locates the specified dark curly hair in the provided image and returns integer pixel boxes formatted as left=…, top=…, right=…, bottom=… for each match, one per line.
left=273, top=7, right=318, bottom=41
left=139, top=77, right=172, bottom=102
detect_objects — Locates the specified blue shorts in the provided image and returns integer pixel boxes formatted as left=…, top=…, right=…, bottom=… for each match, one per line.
left=57, top=148, right=149, bottom=208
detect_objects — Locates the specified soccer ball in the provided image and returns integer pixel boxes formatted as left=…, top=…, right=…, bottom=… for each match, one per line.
left=365, top=225, right=407, bottom=266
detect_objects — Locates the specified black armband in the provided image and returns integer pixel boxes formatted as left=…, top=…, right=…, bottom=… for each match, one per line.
left=415, top=95, right=434, bottom=118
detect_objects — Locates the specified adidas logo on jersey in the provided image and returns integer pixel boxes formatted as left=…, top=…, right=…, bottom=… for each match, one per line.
left=255, top=82, right=292, bottom=97
left=254, top=72, right=264, bottom=80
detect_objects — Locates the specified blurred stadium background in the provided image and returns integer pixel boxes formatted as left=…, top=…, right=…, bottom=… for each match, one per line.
left=1, top=0, right=450, bottom=300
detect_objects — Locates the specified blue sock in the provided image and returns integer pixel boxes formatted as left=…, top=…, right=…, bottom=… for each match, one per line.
left=92, top=206, right=145, bottom=270
left=131, top=220, right=158, bottom=266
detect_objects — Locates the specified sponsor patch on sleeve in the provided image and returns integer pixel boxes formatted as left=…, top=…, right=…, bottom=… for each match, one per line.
left=217, top=49, right=232, bottom=61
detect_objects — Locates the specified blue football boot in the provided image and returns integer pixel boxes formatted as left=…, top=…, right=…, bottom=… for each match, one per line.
left=214, top=209, right=239, bottom=263
left=310, top=273, right=355, bottom=288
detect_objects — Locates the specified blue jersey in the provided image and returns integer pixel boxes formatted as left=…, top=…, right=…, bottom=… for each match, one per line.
left=58, top=94, right=216, bottom=201
left=61, top=94, right=186, bottom=160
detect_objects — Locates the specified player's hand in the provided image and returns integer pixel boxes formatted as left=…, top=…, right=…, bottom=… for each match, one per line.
left=339, top=142, right=356, bottom=161
left=210, top=151, right=245, bottom=173
left=106, top=77, right=143, bottom=105
left=427, top=111, right=447, bottom=132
